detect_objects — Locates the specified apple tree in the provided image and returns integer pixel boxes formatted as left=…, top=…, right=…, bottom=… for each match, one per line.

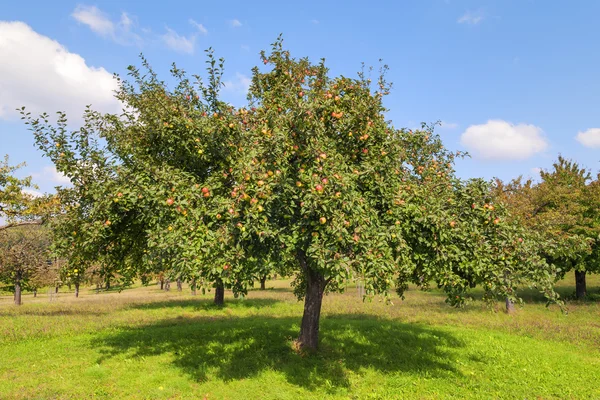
left=26, top=38, right=560, bottom=350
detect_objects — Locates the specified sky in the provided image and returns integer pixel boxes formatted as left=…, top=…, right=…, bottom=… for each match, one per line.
left=1, top=0, right=600, bottom=198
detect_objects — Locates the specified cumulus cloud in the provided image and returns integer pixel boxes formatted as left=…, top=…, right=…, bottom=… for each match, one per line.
left=0, top=21, right=120, bottom=120
left=72, top=5, right=141, bottom=46
left=576, top=128, right=600, bottom=148
left=457, top=10, right=484, bottom=25
left=229, top=19, right=242, bottom=28
left=460, top=120, right=548, bottom=160
left=223, top=73, right=251, bottom=95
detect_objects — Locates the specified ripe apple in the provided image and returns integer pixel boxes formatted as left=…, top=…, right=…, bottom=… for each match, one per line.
left=450, top=221, right=456, bottom=228
left=216, top=214, right=222, bottom=220
left=117, top=192, right=123, bottom=197
left=321, top=178, right=328, bottom=184
left=319, top=217, right=327, bottom=224
left=166, top=198, right=175, bottom=206
left=299, top=91, right=304, bottom=97
left=296, top=181, right=303, bottom=187
left=257, top=180, right=265, bottom=186
left=335, top=192, right=341, bottom=198
left=201, top=187, right=209, bottom=194
left=223, top=264, right=230, bottom=270
left=315, top=184, right=324, bottom=192
left=203, top=192, right=210, bottom=198
left=493, top=218, right=500, bottom=225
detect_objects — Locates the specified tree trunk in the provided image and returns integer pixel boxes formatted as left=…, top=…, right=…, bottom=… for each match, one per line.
left=68, top=283, right=71, bottom=290
left=33, top=289, right=37, bottom=298
left=297, top=250, right=326, bottom=351
left=160, top=279, right=164, bottom=290
left=75, top=282, right=80, bottom=298
left=14, top=270, right=22, bottom=306
left=191, top=279, right=197, bottom=296
left=164, top=279, right=170, bottom=291
left=177, top=278, right=182, bottom=291
left=260, top=275, right=267, bottom=290
left=55, top=284, right=59, bottom=294
left=575, top=270, right=587, bottom=300
left=505, top=297, right=515, bottom=313
left=214, top=279, right=224, bottom=306
left=105, top=278, right=111, bottom=290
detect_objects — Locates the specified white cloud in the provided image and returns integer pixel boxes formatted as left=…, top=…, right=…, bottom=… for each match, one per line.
left=71, top=5, right=141, bottom=46
left=23, top=189, right=43, bottom=198
left=460, top=120, right=548, bottom=160
left=530, top=167, right=542, bottom=176
left=189, top=19, right=208, bottom=35
left=311, top=19, right=320, bottom=24
left=457, top=10, right=484, bottom=25
left=0, top=21, right=120, bottom=121
left=223, top=73, right=251, bottom=95
left=161, top=27, right=196, bottom=54
left=229, top=19, right=242, bottom=28
left=576, top=128, right=600, bottom=148
left=440, top=121, right=458, bottom=129
left=32, top=166, right=72, bottom=186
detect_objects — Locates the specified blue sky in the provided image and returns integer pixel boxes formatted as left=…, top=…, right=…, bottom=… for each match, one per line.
left=1, top=0, right=599, bottom=197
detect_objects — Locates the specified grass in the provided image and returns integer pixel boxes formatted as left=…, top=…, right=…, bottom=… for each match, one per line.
left=0, top=275, right=599, bottom=399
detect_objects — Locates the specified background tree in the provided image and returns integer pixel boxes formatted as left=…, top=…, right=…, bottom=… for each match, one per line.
left=26, top=38, right=561, bottom=350
left=0, top=225, right=51, bottom=305
left=494, top=156, right=599, bottom=299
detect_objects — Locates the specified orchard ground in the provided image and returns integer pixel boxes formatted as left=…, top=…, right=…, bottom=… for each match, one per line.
left=1, top=276, right=599, bottom=399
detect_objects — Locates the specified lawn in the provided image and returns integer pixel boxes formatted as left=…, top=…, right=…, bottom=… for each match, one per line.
left=0, top=275, right=599, bottom=399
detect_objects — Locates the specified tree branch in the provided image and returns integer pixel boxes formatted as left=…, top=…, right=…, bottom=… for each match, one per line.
left=0, top=220, right=43, bottom=232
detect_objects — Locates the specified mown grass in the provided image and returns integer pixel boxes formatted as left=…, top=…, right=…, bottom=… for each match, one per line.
left=0, top=275, right=599, bottom=399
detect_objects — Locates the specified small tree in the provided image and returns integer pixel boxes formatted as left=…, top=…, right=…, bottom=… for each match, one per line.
left=0, top=226, right=51, bottom=305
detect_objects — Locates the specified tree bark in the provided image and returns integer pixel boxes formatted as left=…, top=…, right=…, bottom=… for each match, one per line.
left=505, top=297, right=515, bottom=313
left=214, top=279, right=224, bottom=306
left=297, top=250, right=326, bottom=351
left=177, top=278, right=182, bottom=291
left=33, top=289, right=37, bottom=298
left=160, top=279, right=164, bottom=290
left=55, top=284, right=59, bottom=294
left=260, top=275, right=267, bottom=290
left=164, top=279, right=170, bottom=291
left=14, top=270, right=22, bottom=306
left=105, top=278, right=111, bottom=290
left=191, top=279, right=197, bottom=296
left=75, top=282, right=80, bottom=298
left=575, top=270, right=587, bottom=300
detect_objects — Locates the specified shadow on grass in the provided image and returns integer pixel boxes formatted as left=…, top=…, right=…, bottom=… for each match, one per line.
left=128, top=298, right=281, bottom=311
left=93, top=313, right=463, bottom=391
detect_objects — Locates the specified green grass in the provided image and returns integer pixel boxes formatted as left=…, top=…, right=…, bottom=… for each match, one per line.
left=1, top=275, right=599, bottom=399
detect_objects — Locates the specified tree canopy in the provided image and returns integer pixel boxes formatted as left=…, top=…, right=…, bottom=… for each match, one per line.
left=25, top=38, right=561, bottom=349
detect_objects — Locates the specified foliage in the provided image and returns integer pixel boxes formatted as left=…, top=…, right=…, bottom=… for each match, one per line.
left=0, top=226, right=52, bottom=295
left=494, top=156, right=600, bottom=282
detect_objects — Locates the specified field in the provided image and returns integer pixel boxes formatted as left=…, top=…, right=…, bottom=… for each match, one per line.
left=1, top=275, right=599, bottom=399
